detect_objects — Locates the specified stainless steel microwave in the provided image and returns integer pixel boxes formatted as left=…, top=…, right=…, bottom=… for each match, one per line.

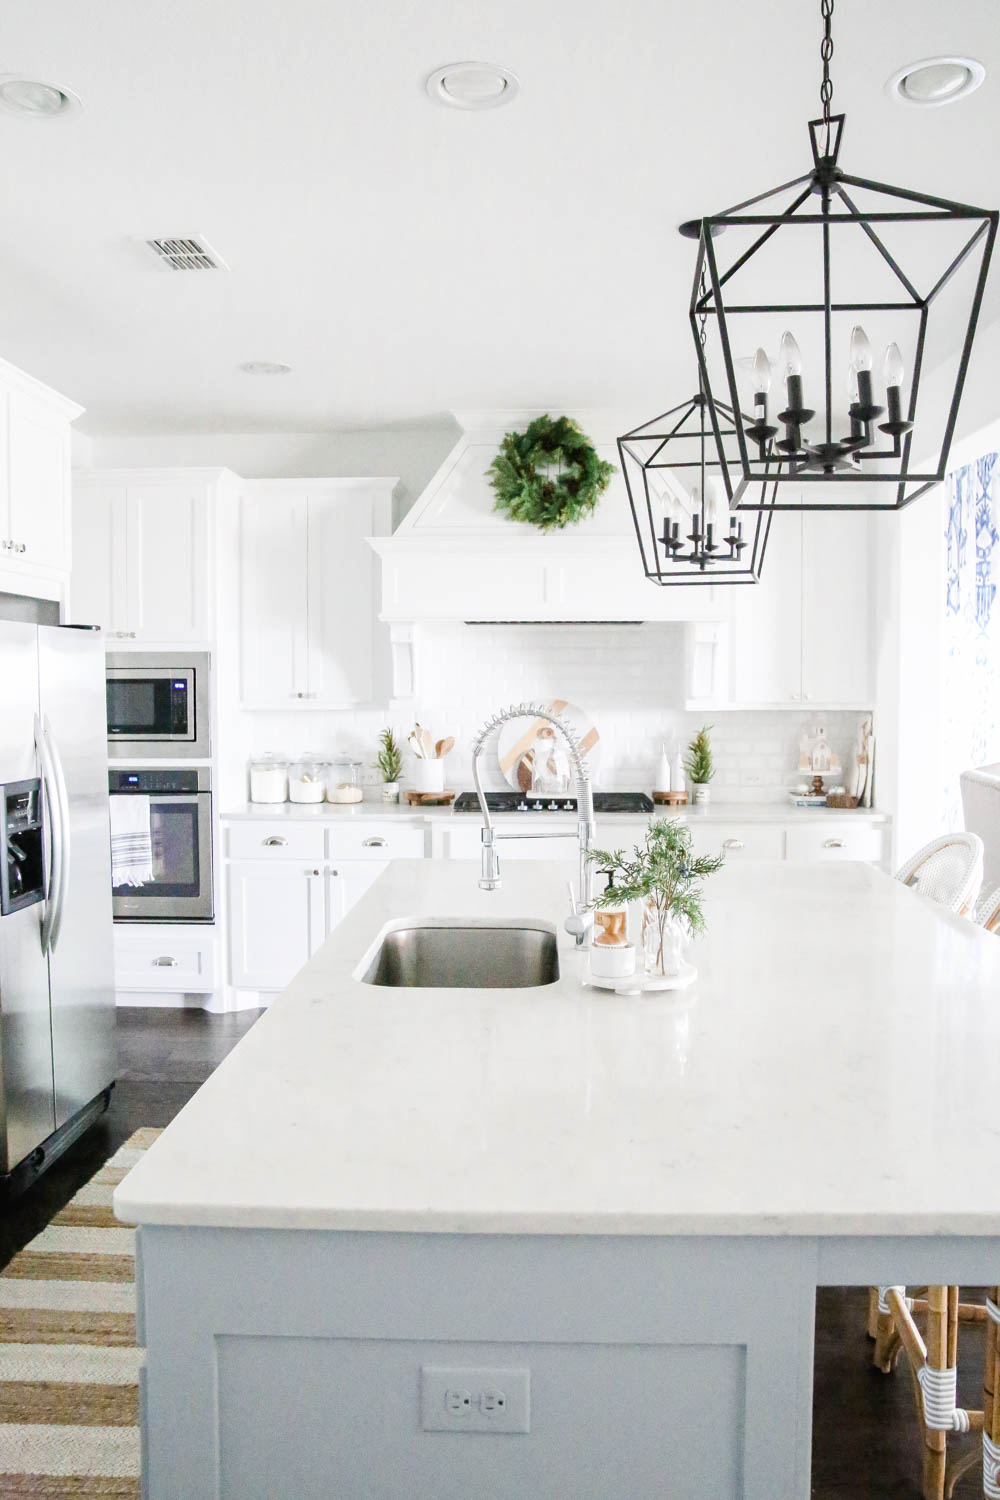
left=106, top=652, right=210, bottom=759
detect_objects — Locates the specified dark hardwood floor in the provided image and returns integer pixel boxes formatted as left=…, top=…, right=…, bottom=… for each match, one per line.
left=0, top=1006, right=987, bottom=1496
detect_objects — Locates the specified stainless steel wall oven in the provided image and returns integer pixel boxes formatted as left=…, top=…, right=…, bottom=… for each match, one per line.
left=110, top=767, right=213, bottom=922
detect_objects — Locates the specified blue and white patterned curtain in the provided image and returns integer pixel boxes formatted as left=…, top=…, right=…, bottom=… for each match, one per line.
left=943, top=451, right=1000, bottom=829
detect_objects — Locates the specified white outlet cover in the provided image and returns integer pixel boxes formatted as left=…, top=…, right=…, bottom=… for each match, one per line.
left=421, top=1366, right=530, bottom=1433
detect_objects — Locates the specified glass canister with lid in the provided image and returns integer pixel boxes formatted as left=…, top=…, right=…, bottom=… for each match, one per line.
left=288, top=755, right=330, bottom=804
left=326, top=758, right=363, bottom=804
left=249, top=753, right=289, bottom=804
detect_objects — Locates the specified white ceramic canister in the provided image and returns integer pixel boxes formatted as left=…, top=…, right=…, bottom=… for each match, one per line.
left=413, top=757, right=446, bottom=794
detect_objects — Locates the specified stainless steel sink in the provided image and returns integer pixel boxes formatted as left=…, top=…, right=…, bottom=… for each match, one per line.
left=362, top=921, right=559, bottom=989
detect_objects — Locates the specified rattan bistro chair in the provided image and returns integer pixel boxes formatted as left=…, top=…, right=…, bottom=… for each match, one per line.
left=894, top=833, right=985, bottom=918
left=863, top=834, right=989, bottom=1497
left=976, top=886, right=1000, bottom=934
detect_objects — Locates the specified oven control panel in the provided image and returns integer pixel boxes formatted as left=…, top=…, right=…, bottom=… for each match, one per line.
left=109, top=769, right=201, bottom=794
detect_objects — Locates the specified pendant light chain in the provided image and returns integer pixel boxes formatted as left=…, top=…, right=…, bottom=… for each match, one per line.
left=820, top=0, right=834, bottom=152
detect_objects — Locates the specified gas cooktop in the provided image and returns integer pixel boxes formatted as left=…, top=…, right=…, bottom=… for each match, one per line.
left=453, top=792, right=654, bottom=814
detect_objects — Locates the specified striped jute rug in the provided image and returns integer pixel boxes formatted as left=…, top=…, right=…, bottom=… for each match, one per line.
left=0, top=1128, right=159, bottom=1498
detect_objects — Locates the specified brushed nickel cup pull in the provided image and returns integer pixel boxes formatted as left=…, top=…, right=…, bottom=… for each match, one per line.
left=262, top=836, right=288, bottom=847
left=722, top=838, right=744, bottom=850
left=362, top=837, right=387, bottom=848
left=153, top=956, right=178, bottom=967
left=824, top=838, right=845, bottom=849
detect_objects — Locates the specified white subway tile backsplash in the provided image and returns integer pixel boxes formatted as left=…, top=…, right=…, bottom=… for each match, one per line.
left=228, top=622, right=866, bottom=806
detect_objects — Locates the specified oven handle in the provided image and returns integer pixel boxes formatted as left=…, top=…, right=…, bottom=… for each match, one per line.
left=34, top=715, right=62, bottom=956
left=43, top=717, right=72, bottom=952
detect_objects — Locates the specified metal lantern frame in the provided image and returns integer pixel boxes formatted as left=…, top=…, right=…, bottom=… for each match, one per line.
left=618, top=386, right=776, bottom=586
left=687, top=112, right=998, bottom=512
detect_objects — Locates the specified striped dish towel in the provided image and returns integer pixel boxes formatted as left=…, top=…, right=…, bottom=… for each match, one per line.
left=109, top=797, right=153, bottom=889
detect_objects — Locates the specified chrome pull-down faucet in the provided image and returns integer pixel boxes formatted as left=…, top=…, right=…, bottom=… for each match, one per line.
left=471, top=703, right=596, bottom=945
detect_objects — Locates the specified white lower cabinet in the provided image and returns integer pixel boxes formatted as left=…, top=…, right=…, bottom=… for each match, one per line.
left=228, top=861, right=327, bottom=992
left=328, top=863, right=387, bottom=930
left=687, top=825, right=786, bottom=861
left=113, top=924, right=218, bottom=994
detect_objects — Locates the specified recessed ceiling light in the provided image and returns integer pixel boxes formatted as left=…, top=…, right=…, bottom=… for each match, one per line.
left=426, top=61, right=519, bottom=111
left=240, top=361, right=292, bottom=376
left=886, top=56, right=985, bottom=107
left=0, top=75, right=81, bottom=119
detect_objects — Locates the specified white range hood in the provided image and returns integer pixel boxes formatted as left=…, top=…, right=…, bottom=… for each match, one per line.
left=368, top=412, right=725, bottom=624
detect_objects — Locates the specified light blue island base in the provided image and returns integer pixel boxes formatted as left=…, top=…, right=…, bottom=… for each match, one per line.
left=136, top=1225, right=998, bottom=1499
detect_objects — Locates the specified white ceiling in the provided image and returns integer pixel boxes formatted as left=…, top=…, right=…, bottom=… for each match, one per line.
left=1, top=0, right=998, bottom=435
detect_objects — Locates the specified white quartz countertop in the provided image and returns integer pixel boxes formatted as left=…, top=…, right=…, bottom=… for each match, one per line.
left=222, top=800, right=890, bottom=826
left=115, top=859, right=1000, bottom=1238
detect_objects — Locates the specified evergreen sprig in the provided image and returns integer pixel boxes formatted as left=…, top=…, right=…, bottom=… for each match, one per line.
left=374, top=728, right=403, bottom=783
left=589, top=818, right=724, bottom=933
left=684, top=725, right=714, bottom=785
left=487, top=414, right=615, bottom=531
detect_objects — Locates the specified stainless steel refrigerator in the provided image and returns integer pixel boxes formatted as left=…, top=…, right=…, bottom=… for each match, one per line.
left=0, top=621, right=115, bottom=1189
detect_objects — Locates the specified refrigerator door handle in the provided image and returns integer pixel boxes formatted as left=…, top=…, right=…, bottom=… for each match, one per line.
left=42, top=715, right=72, bottom=953
left=33, top=713, right=62, bottom=956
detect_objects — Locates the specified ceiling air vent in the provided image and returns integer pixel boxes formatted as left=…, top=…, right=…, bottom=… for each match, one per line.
left=144, top=236, right=230, bottom=271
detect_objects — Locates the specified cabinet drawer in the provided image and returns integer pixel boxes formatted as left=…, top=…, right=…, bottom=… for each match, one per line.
left=227, top=822, right=325, bottom=861
left=114, top=926, right=217, bottom=993
left=327, top=823, right=426, bottom=861
left=785, top=825, right=884, bottom=862
left=688, top=825, right=785, bottom=861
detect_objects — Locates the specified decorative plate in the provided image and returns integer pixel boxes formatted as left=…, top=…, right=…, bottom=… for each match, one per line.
left=496, top=699, right=601, bottom=793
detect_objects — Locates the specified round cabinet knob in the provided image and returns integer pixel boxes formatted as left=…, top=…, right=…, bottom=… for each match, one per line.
left=306, top=868, right=321, bottom=876
left=722, top=838, right=744, bottom=850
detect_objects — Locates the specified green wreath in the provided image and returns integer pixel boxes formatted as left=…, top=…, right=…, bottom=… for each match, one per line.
left=487, top=414, right=615, bottom=532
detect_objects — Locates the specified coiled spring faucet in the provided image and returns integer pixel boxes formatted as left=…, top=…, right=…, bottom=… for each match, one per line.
left=471, top=703, right=596, bottom=945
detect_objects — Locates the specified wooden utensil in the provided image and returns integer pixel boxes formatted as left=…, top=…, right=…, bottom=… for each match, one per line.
left=435, top=737, right=455, bottom=759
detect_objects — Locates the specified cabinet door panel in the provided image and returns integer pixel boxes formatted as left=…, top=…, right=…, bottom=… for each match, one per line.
left=728, top=514, right=803, bottom=705
left=126, top=485, right=209, bottom=642
left=69, top=486, right=127, bottom=631
left=800, top=512, right=872, bottom=705
left=328, top=862, right=387, bottom=933
left=306, top=492, right=376, bottom=705
left=228, top=863, right=324, bottom=991
left=8, top=392, right=70, bottom=571
left=240, top=493, right=308, bottom=706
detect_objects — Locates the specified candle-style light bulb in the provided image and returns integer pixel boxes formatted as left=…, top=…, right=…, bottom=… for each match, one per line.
left=752, top=347, right=771, bottom=394
left=849, top=325, right=873, bottom=373
left=779, top=330, right=802, bottom=378
left=883, top=342, right=905, bottom=388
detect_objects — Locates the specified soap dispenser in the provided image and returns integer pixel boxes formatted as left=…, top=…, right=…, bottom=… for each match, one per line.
left=590, top=869, right=637, bottom=979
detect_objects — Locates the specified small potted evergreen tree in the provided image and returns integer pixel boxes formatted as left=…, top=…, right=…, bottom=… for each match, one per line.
left=684, top=725, right=715, bottom=806
left=374, top=728, right=403, bottom=803
left=590, top=819, right=724, bottom=977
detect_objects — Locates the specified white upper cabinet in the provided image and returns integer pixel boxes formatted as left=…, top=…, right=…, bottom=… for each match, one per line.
left=0, top=359, right=80, bottom=585
left=800, top=510, right=872, bottom=706
left=707, top=509, right=873, bottom=709
left=239, top=481, right=393, bottom=709
left=70, top=471, right=219, bottom=643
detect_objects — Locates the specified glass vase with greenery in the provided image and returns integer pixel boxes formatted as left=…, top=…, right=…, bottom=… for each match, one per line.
left=684, top=724, right=715, bottom=805
left=589, top=819, right=724, bottom=976
left=374, top=728, right=403, bottom=802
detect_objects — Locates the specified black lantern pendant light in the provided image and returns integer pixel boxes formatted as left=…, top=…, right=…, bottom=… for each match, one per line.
left=618, top=306, right=777, bottom=586
left=683, top=0, right=997, bottom=512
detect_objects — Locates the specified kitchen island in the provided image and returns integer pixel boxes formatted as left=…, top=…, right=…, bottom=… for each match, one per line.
left=116, top=859, right=1000, bottom=1499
